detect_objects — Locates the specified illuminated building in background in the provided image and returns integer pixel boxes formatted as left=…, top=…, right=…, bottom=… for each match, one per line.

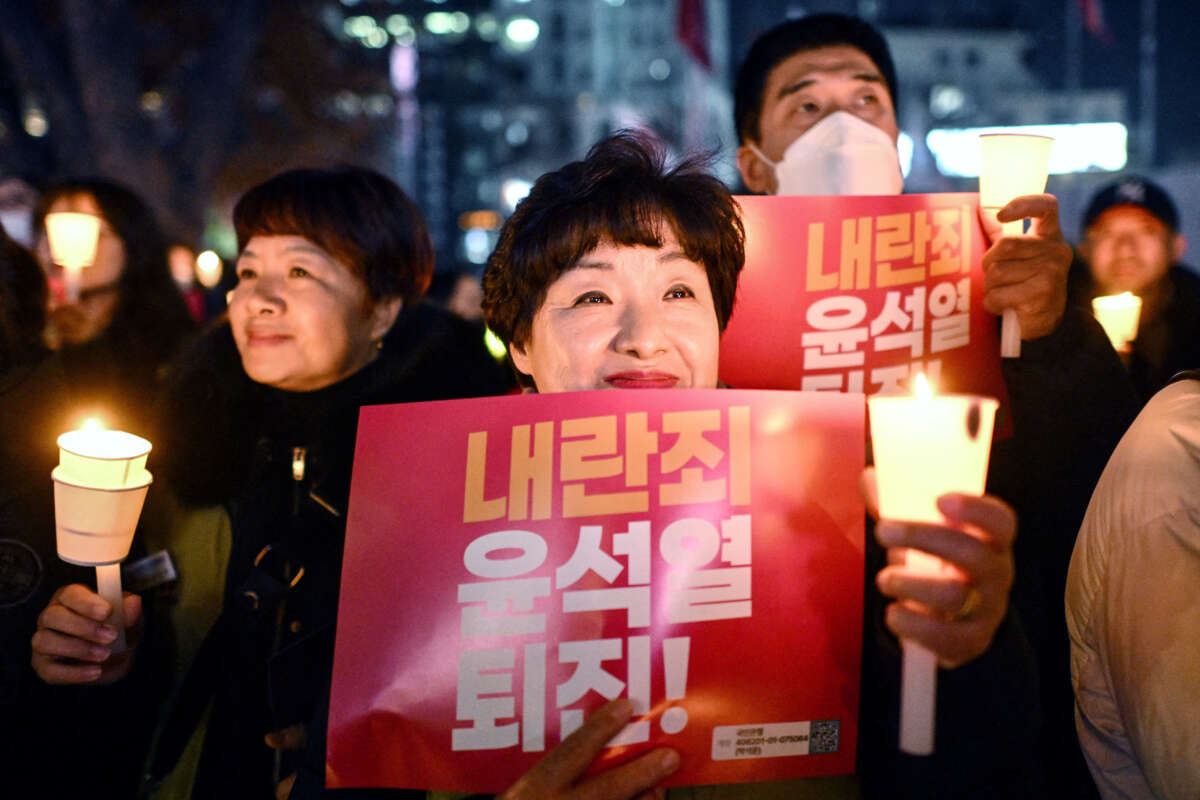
left=336, top=0, right=731, bottom=271
left=884, top=27, right=1129, bottom=190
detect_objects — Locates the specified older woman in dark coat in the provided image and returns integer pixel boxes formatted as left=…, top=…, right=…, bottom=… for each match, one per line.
left=32, top=166, right=510, bottom=798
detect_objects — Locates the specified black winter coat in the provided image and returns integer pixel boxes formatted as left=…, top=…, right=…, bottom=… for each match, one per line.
left=151, top=303, right=512, bottom=798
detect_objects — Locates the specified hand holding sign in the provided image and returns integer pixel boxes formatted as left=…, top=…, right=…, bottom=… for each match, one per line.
left=499, top=699, right=680, bottom=800
left=979, top=194, right=1071, bottom=346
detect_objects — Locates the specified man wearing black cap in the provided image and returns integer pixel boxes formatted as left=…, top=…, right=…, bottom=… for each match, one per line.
left=1074, top=176, right=1200, bottom=403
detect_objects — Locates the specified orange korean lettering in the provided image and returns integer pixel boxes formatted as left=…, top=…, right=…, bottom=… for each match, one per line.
left=659, top=409, right=726, bottom=506
left=911, top=211, right=932, bottom=266
left=463, top=431, right=506, bottom=523
left=840, top=216, right=873, bottom=290
left=875, top=212, right=925, bottom=287
left=728, top=406, right=751, bottom=506
left=560, top=416, right=648, bottom=518
left=803, top=222, right=837, bottom=292
left=509, top=421, right=553, bottom=521
left=624, top=412, right=658, bottom=486
left=930, top=206, right=970, bottom=276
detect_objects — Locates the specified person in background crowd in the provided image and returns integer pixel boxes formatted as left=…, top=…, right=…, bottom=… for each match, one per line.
left=0, top=175, right=40, bottom=249
left=167, top=241, right=211, bottom=324
left=1, top=225, right=63, bottom=790
left=730, top=14, right=1138, bottom=797
left=31, top=165, right=511, bottom=799
left=2, top=223, right=159, bottom=799
left=481, top=130, right=1036, bottom=799
left=33, top=178, right=196, bottom=439
left=1070, top=176, right=1200, bottom=404
left=1066, top=370, right=1200, bottom=799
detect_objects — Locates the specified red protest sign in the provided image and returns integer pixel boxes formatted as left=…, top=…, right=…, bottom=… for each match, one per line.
left=327, top=389, right=865, bottom=792
left=720, top=194, right=1008, bottom=402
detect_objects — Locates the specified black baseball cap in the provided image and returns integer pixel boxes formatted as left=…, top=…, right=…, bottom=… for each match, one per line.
left=1082, top=176, right=1179, bottom=232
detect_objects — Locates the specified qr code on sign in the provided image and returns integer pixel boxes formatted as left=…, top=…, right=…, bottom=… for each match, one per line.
left=810, top=720, right=840, bottom=754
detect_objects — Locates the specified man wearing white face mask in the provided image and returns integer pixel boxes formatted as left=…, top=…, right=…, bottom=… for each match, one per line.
left=745, top=110, right=903, bottom=196
left=733, top=14, right=1140, bottom=800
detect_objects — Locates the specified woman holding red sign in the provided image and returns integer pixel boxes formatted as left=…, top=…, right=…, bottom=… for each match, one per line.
left=481, top=131, right=1035, bottom=799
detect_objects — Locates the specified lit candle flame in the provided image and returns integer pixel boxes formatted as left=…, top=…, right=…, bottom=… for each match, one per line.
left=196, top=250, right=223, bottom=289
left=914, top=372, right=933, bottom=401
left=81, top=417, right=104, bottom=432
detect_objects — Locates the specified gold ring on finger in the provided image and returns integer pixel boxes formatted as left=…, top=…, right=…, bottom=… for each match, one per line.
left=952, top=586, right=983, bottom=621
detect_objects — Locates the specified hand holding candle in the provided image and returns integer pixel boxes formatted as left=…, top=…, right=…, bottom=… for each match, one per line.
left=868, top=374, right=999, bottom=755
left=44, top=212, right=101, bottom=302
left=52, top=420, right=153, bottom=653
left=978, top=133, right=1054, bottom=358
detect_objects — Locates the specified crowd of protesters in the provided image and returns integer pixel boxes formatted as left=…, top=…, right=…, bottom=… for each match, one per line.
left=1, top=12, right=1196, bottom=800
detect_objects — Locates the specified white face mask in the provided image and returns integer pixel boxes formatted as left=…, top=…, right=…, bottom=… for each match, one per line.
left=0, top=209, right=34, bottom=248
left=750, top=110, right=903, bottom=196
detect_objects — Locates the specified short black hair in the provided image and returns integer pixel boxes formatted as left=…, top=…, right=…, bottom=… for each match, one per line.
left=234, top=166, right=433, bottom=306
left=482, top=130, right=744, bottom=386
left=734, top=13, right=898, bottom=145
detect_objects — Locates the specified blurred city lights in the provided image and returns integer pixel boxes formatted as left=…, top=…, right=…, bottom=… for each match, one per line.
left=425, top=11, right=469, bottom=36
left=503, top=17, right=539, bottom=51
left=501, top=178, right=533, bottom=212
left=390, top=42, right=418, bottom=93
left=898, top=131, right=914, bottom=178
left=475, top=13, right=500, bottom=41
left=504, top=120, right=529, bottom=147
left=140, top=90, right=165, bottom=113
left=333, top=90, right=362, bottom=118
left=363, top=28, right=389, bottom=49
left=458, top=210, right=502, bottom=230
left=926, top=122, right=1128, bottom=176
left=363, top=94, right=394, bottom=117
left=23, top=108, right=48, bottom=138
left=385, top=14, right=411, bottom=36
left=463, top=228, right=490, bottom=264
left=929, top=84, right=966, bottom=118
left=480, top=109, right=503, bottom=131
left=343, top=15, right=376, bottom=39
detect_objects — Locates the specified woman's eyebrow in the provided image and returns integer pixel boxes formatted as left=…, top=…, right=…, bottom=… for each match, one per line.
left=280, top=243, right=326, bottom=257
left=570, top=259, right=614, bottom=271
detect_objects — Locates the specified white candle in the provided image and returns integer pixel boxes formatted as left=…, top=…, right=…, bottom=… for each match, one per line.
left=52, top=420, right=153, bottom=654
left=1092, top=292, right=1142, bottom=352
left=978, top=134, right=1054, bottom=358
left=44, top=212, right=101, bottom=302
left=868, top=374, right=999, bottom=755
left=196, top=249, right=223, bottom=289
